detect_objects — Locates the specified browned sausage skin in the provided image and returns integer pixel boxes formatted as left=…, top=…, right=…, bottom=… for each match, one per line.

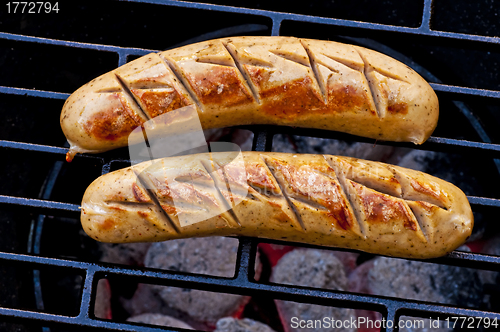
left=81, top=152, right=472, bottom=259
left=61, top=37, right=439, bottom=160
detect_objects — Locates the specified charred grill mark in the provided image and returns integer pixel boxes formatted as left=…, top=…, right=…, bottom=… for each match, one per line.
left=262, top=157, right=307, bottom=232
left=115, top=73, right=150, bottom=121
left=134, top=170, right=180, bottom=234
left=200, top=160, right=241, bottom=227
left=299, top=40, right=327, bottom=102
left=158, top=54, right=204, bottom=112
left=222, top=42, right=261, bottom=104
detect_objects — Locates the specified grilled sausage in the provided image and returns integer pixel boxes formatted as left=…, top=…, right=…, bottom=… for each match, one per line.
left=81, top=152, right=472, bottom=259
left=61, top=37, right=439, bottom=161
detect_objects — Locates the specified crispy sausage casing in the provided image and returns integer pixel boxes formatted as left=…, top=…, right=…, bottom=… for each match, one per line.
left=61, top=37, right=438, bottom=159
left=81, top=152, right=472, bottom=259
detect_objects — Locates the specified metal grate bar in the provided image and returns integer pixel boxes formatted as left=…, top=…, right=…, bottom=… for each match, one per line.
left=0, top=249, right=499, bottom=331
left=2, top=135, right=500, bottom=165
left=0, top=140, right=72, bottom=156
left=0, top=307, right=179, bottom=332
left=429, top=251, right=500, bottom=271
left=384, top=308, right=397, bottom=332
left=78, top=268, right=97, bottom=321
left=466, top=196, right=500, bottom=208
left=430, top=83, right=500, bottom=99
left=420, top=0, right=433, bottom=31
left=233, top=237, right=257, bottom=281
left=0, top=195, right=80, bottom=214
left=0, top=86, right=70, bottom=100
left=1, top=1, right=498, bottom=53
left=251, top=130, right=274, bottom=152
left=0, top=32, right=155, bottom=57
left=424, top=137, right=500, bottom=156
left=130, top=0, right=500, bottom=44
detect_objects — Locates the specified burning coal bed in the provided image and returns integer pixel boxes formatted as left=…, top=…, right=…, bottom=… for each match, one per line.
left=90, top=130, right=497, bottom=332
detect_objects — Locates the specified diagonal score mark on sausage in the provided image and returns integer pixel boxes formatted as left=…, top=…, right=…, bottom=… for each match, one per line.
left=115, top=73, right=151, bottom=121
left=195, top=58, right=236, bottom=68
left=320, top=53, right=362, bottom=72
left=326, top=156, right=448, bottom=211
left=327, top=156, right=427, bottom=240
left=352, top=49, right=385, bottom=119
left=200, top=159, right=242, bottom=227
left=269, top=50, right=310, bottom=68
left=407, top=203, right=430, bottom=242
left=300, top=161, right=361, bottom=234
left=322, top=50, right=410, bottom=84
left=158, top=54, right=204, bottom=112
left=133, top=169, right=181, bottom=234
left=96, top=87, right=122, bottom=93
left=222, top=41, right=262, bottom=104
left=298, top=40, right=327, bottom=102
left=354, top=49, right=411, bottom=119
left=105, top=200, right=155, bottom=209
left=386, top=165, right=449, bottom=211
left=261, top=156, right=308, bottom=232
left=321, top=155, right=366, bottom=236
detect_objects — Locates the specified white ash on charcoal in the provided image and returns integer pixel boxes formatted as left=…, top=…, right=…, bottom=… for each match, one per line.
left=204, top=128, right=254, bottom=151
left=214, top=317, right=276, bottom=332
left=327, top=251, right=359, bottom=276
left=94, top=279, right=112, bottom=319
left=121, top=283, right=170, bottom=319
left=479, top=236, right=500, bottom=285
left=123, top=236, right=260, bottom=328
left=367, top=249, right=484, bottom=308
left=477, top=236, right=500, bottom=311
left=98, top=242, right=151, bottom=266
left=271, top=134, right=397, bottom=162
left=127, top=313, right=194, bottom=329
left=272, top=134, right=488, bottom=239
left=349, top=247, right=486, bottom=332
left=258, top=243, right=358, bottom=275
left=271, top=249, right=357, bottom=332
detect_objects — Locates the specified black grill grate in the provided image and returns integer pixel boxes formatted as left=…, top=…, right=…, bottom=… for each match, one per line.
left=0, top=0, right=500, bottom=331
